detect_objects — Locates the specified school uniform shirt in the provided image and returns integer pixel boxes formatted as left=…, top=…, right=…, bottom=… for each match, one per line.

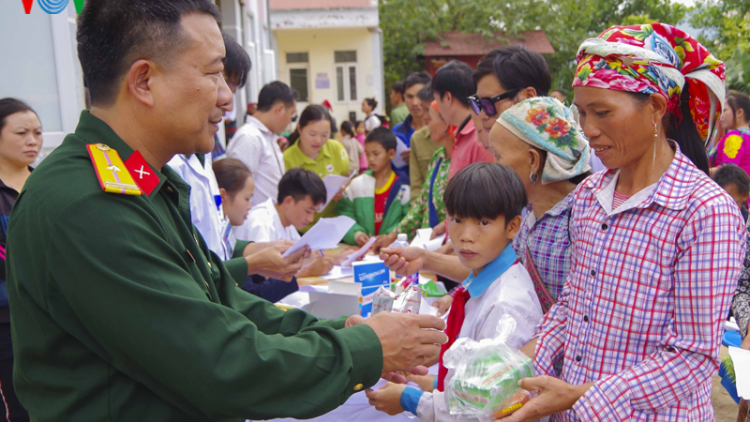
left=284, top=140, right=350, bottom=227
left=448, top=117, right=493, bottom=181
left=535, top=143, right=746, bottom=422
left=399, top=245, right=543, bottom=422
left=227, top=115, right=286, bottom=207
left=6, top=111, right=382, bottom=421
left=168, top=153, right=233, bottom=260
left=234, top=197, right=301, bottom=243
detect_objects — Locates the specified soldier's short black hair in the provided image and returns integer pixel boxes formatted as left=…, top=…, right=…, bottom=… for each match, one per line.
left=473, top=46, right=551, bottom=96
left=257, top=81, right=298, bottom=112
left=713, top=164, right=750, bottom=195
left=77, top=0, right=221, bottom=106
left=365, top=127, right=397, bottom=152
left=432, top=61, right=475, bottom=107
left=278, top=168, right=327, bottom=206
left=222, top=31, right=251, bottom=89
left=445, top=163, right=527, bottom=222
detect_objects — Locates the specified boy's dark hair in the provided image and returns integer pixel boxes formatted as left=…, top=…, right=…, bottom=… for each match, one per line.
left=473, top=46, right=551, bottom=97
left=551, top=89, right=565, bottom=97
left=77, top=0, right=221, bottom=106
left=365, top=127, right=397, bottom=152
left=257, top=81, right=298, bottom=112
left=445, top=163, right=527, bottom=222
left=222, top=31, right=252, bottom=89
left=365, top=98, right=378, bottom=110
left=341, top=120, right=356, bottom=137
left=727, top=91, right=750, bottom=124
left=417, top=85, right=433, bottom=103
left=213, top=158, right=252, bottom=196
left=432, top=61, right=475, bottom=107
left=405, top=72, right=432, bottom=90
left=0, top=98, right=37, bottom=133
left=392, top=81, right=405, bottom=96
left=713, top=164, right=750, bottom=195
left=278, top=168, right=327, bottom=206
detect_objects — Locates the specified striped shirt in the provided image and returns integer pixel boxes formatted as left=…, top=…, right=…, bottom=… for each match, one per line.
left=535, top=144, right=747, bottom=421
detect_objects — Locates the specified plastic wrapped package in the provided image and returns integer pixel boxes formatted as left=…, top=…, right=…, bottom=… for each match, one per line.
left=444, top=315, right=535, bottom=422
left=372, top=287, right=397, bottom=315
left=393, top=285, right=422, bottom=314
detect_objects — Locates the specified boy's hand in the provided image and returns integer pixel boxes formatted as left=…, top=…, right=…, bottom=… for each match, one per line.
left=366, top=382, right=407, bottom=415
left=432, top=294, right=454, bottom=317
left=379, top=246, right=425, bottom=277
left=406, top=373, right=437, bottom=392
left=356, top=232, right=371, bottom=247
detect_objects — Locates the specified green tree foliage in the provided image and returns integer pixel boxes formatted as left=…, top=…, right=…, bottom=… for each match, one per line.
left=379, top=0, right=688, bottom=99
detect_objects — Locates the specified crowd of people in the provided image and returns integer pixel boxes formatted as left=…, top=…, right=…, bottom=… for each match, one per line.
left=1, top=0, right=750, bottom=421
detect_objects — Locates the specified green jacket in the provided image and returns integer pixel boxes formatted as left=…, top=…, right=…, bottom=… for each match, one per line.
left=337, top=170, right=410, bottom=245
left=7, top=111, right=382, bottom=422
left=390, top=103, right=409, bottom=127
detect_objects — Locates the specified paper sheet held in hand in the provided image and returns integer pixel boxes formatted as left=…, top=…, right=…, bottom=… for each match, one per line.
left=322, top=172, right=357, bottom=209
left=281, top=216, right=355, bottom=257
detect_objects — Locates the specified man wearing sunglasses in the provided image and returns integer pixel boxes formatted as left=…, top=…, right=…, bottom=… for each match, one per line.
left=470, top=46, right=552, bottom=149
left=432, top=61, right=493, bottom=182
left=227, top=81, right=298, bottom=207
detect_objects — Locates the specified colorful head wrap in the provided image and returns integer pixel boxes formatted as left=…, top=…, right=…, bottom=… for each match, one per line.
left=497, top=97, right=591, bottom=184
left=573, top=23, right=725, bottom=143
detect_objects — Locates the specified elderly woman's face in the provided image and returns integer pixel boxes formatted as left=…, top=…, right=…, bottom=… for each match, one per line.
left=488, top=123, right=534, bottom=192
left=573, top=86, right=657, bottom=170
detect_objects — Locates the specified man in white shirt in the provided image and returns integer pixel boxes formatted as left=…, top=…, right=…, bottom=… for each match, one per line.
left=227, top=81, right=297, bottom=206
left=235, top=168, right=333, bottom=278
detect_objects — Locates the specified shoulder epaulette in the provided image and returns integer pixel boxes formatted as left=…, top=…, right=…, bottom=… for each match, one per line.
left=86, top=143, right=142, bottom=195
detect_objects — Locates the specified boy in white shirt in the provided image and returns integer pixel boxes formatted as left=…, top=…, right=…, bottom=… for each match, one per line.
left=367, top=163, right=543, bottom=422
left=235, top=168, right=333, bottom=278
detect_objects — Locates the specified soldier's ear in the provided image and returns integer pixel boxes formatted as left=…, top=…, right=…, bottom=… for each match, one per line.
left=127, top=59, right=155, bottom=108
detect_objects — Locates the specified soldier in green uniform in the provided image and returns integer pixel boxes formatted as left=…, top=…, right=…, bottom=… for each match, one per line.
left=5, top=1, right=447, bottom=421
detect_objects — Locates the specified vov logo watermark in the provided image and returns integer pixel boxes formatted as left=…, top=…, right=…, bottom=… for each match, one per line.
left=22, top=0, right=85, bottom=14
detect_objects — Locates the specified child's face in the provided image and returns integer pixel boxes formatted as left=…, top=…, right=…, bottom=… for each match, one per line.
left=448, top=214, right=521, bottom=274
left=356, top=123, right=366, bottom=135
left=365, top=142, right=395, bottom=173
left=721, top=183, right=749, bottom=211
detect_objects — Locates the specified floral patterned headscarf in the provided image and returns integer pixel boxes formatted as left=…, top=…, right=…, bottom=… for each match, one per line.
left=497, top=97, right=591, bottom=184
left=573, top=23, right=725, bottom=143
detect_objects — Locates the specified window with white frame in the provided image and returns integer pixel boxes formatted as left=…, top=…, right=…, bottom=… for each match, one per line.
left=286, top=52, right=309, bottom=102
left=335, top=51, right=358, bottom=103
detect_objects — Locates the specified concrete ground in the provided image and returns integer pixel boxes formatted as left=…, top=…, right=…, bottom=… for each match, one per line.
left=714, top=346, right=741, bottom=422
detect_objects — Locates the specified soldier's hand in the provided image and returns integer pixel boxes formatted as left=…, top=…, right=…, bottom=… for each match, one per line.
left=364, top=313, right=446, bottom=373
left=245, top=244, right=308, bottom=280
left=242, top=240, right=294, bottom=257
left=379, top=246, right=425, bottom=277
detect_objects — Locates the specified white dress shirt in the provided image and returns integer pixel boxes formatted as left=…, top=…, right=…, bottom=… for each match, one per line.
left=365, top=113, right=382, bottom=133
left=233, top=198, right=301, bottom=243
left=226, top=116, right=286, bottom=206
left=167, top=153, right=231, bottom=260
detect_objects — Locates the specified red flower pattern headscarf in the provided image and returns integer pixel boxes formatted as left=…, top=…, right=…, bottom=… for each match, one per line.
left=573, top=23, right=725, bottom=143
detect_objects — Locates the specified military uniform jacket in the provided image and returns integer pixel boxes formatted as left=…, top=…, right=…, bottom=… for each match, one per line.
left=6, top=111, right=382, bottom=422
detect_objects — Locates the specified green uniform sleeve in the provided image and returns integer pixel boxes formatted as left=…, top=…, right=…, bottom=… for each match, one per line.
left=46, top=193, right=383, bottom=420
left=337, top=195, right=365, bottom=245
left=232, top=240, right=250, bottom=259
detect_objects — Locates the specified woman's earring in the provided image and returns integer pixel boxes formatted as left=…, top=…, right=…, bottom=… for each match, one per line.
left=530, top=172, right=538, bottom=185
left=652, top=123, right=658, bottom=169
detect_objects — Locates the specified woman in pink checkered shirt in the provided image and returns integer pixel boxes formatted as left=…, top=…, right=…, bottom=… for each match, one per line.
left=504, top=24, right=747, bottom=422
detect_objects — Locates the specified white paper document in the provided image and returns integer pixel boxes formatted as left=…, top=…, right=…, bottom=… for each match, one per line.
left=391, top=137, right=409, bottom=169
left=282, top=216, right=355, bottom=257
left=410, top=228, right=446, bottom=252
left=341, top=236, right=379, bottom=267
left=322, top=172, right=357, bottom=209
left=729, top=346, right=750, bottom=399
left=320, top=265, right=353, bottom=281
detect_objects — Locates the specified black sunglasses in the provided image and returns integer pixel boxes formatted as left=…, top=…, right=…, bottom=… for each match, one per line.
left=291, top=113, right=298, bottom=123
left=468, top=88, right=522, bottom=116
